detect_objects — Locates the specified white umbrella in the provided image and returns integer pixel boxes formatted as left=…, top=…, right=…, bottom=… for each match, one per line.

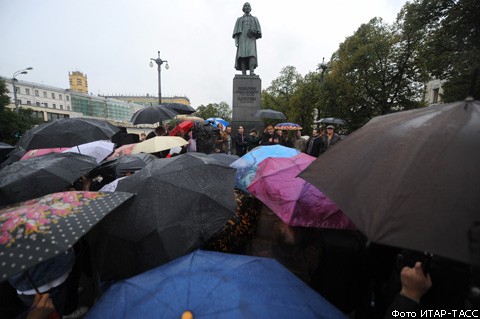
left=63, top=140, right=115, bottom=164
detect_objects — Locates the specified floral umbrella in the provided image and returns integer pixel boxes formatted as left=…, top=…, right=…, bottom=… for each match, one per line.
left=0, top=191, right=134, bottom=281
left=274, top=122, right=302, bottom=130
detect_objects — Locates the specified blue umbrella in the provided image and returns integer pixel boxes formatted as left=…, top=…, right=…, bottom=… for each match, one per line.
left=205, top=117, right=230, bottom=128
left=86, top=250, right=347, bottom=319
left=230, top=145, right=300, bottom=192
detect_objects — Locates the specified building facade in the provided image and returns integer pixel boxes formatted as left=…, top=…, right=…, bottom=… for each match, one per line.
left=69, top=71, right=88, bottom=94
left=425, top=79, right=446, bottom=105
left=2, top=77, right=143, bottom=124
left=103, top=94, right=191, bottom=106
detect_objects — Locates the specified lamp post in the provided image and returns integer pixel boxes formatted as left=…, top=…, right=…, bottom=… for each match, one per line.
left=149, top=51, right=169, bottom=105
left=12, top=67, right=33, bottom=112
left=316, top=58, right=329, bottom=122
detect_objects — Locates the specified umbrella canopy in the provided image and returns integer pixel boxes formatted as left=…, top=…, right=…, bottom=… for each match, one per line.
left=0, top=143, right=15, bottom=157
left=247, top=154, right=356, bottom=229
left=315, top=118, right=347, bottom=125
left=254, top=109, right=287, bottom=120
left=299, top=98, right=480, bottom=263
left=174, top=114, right=205, bottom=123
left=169, top=121, right=194, bottom=136
left=162, top=103, right=196, bottom=115
left=63, top=140, right=115, bottom=164
left=89, top=153, right=237, bottom=280
left=90, top=153, right=157, bottom=181
left=86, top=250, right=347, bottom=319
left=0, top=191, right=134, bottom=282
left=16, top=118, right=121, bottom=150
left=0, top=148, right=26, bottom=169
left=20, top=148, right=69, bottom=161
left=0, top=152, right=98, bottom=206
left=208, top=153, right=239, bottom=166
left=130, top=105, right=178, bottom=125
left=131, top=136, right=188, bottom=154
left=205, top=117, right=230, bottom=128
left=274, top=122, right=302, bottom=130
left=230, top=145, right=300, bottom=193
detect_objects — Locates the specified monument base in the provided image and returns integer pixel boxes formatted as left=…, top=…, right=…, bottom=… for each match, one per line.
left=232, top=75, right=263, bottom=134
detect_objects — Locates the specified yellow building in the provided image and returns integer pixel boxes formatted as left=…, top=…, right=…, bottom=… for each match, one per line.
left=69, top=71, right=88, bottom=94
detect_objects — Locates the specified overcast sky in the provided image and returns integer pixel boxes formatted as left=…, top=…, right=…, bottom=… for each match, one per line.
left=0, top=0, right=407, bottom=108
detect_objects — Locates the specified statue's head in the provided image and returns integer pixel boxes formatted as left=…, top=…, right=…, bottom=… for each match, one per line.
left=242, top=2, right=251, bottom=13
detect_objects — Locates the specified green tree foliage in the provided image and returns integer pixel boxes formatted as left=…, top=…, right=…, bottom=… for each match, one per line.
left=194, top=102, right=232, bottom=122
left=0, top=78, right=41, bottom=145
left=261, top=66, right=302, bottom=116
left=318, top=17, right=426, bottom=130
left=402, top=0, right=480, bottom=101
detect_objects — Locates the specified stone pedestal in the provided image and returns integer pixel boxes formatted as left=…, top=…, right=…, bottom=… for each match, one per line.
left=232, top=75, right=263, bottom=133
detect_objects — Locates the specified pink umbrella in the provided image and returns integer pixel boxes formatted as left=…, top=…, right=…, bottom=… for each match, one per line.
left=247, top=153, right=356, bottom=229
left=20, top=148, right=69, bottom=161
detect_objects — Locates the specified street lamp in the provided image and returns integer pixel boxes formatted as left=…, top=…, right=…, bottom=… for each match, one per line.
left=12, top=67, right=33, bottom=112
left=316, top=58, right=329, bottom=123
left=149, top=51, right=169, bottom=104
left=317, top=57, right=328, bottom=82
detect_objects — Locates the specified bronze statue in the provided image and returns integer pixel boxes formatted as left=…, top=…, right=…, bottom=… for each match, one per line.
left=233, top=2, right=262, bottom=76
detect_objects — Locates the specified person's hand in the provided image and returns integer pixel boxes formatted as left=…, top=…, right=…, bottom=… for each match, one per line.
left=400, top=261, right=432, bottom=303
left=268, top=138, right=273, bottom=143
left=27, top=293, right=55, bottom=319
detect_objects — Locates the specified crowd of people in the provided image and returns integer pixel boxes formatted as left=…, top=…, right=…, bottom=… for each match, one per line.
left=1, top=120, right=477, bottom=319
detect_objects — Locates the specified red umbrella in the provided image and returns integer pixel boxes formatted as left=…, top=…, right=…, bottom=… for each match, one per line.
left=169, top=121, right=194, bottom=136
left=247, top=153, right=355, bottom=229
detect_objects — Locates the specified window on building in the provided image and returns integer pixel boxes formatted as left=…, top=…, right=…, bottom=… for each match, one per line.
left=53, top=104, right=56, bottom=109
left=15, top=87, right=20, bottom=93
left=60, top=105, right=63, bottom=110
left=43, top=102, right=48, bottom=107
left=77, top=79, right=82, bottom=85
left=66, top=96, right=70, bottom=101
left=51, top=93, right=55, bottom=99
left=16, top=99, right=21, bottom=105
left=43, top=91, right=47, bottom=98
left=31, top=111, right=44, bottom=120
left=59, top=94, right=63, bottom=100
left=27, top=101, right=31, bottom=105
left=35, top=90, right=39, bottom=96
left=67, top=105, right=70, bottom=110
left=25, top=88, right=30, bottom=95
left=432, top=88, right=439, bottom=104
left=36, top=102, right=40, bottom=106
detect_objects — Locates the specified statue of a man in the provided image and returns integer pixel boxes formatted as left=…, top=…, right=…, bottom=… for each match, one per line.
left=233, top=2, right=262, bottom=76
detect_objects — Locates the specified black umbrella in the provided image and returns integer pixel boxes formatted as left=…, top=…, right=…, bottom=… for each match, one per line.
left=0, top=143, right=15, bottom=157
left=91, top=153, right=157, bottom=180
left=0, top=148, right=26, bottom=169
left=0, top=152, right=98, bottom=206
left=208, top=153, right=239, bottom=166
left=315, top=118, right=347, bottom=125
left=130, top=105, right=178, bottom=125
left=299, top=98, right=480, bottom=263
left=0, top=191, right=134, bottom=282
left=89, top=152, right=237, bottom=281
left=253, top=109, right=287, bottom=120
left=162, top=103, right=196, bottom=115
left=16, top=118, right=121, bottom=150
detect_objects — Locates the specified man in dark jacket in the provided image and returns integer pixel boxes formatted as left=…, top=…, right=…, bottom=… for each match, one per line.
left=305, top=129, right=323, bottom=157
left=322, top=125, right=341, bottom=153
left=235, top=126, right=248, bottom=157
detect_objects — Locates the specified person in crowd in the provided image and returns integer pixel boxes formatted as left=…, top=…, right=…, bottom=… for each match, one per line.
left=305, top=129, right=323, bottom=157
left=293, top=130, right=306, bottom=152
left=260, top=125, right=279, bottom=145
left=186, top=130, right=197, bottom=152
left=215, top=125, right=233, bottom=154
left=235, top=125, right=248, bottom=157
left=385, top=262, right=432, bottom=318
left=279, top=130, right=294, bottom=148
left=139, top=133, right=147, bottom=141
left=146, top=125, right=166, bottom=140
left=322, top=125, right=341, bottom=153
left=246, top=129, right=262, bottom=151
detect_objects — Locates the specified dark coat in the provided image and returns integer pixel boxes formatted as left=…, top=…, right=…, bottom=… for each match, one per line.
left=235, top=133, right=248, bottom=156
left=305, top=136, right=323, bottom=157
